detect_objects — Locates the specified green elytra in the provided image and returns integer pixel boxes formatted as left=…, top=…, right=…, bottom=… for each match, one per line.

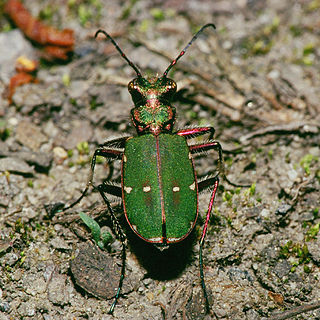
left=123, top=134, right=198, bottom=243
left=54, top=24, right=225, bottom=315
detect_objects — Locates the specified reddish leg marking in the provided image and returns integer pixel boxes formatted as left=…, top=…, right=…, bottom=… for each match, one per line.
left=200, top=177, right=219, bottom=246
left=176, top=126, right=215, bottom=140
left=187, top=139, right=222, bottom=314
left=199, top=176, right=219, bottom=314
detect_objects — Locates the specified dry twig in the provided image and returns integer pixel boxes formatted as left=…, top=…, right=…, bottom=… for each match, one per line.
left=240, top=122, right=319, bottom=144
left=264, top=300, right=320, bottom=320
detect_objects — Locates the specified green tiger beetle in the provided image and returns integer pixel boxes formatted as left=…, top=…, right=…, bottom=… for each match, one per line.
left=52, top=23, right=241, bottom=315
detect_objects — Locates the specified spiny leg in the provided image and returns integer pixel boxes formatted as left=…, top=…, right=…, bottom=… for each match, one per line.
left=61, top=137, right=127, bottom=211
left=190, top=138, right=248, bottom=313
left=176, top=126, right=215, bottom=140
left=187, top=139, right=222, bottom=313
left=98, top=181, right=122, bottom=198
left=180, top=127, right=249, bottom=187
left=98, top=135, right=130, bottom=149
left=198, top=175, right=219, bottom=314
left=189, top=137, right=242, bottom=314
left=96, top=182, right=127, bottom=314
left=190, top=140, right=248, bottom=188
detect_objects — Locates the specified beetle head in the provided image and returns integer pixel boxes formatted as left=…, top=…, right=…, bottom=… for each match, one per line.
left=128, top=76, right=177, bottom=135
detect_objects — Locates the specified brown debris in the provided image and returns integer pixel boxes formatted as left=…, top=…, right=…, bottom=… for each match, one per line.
left=4, top=0, right=74, bottom=60
left=7, top=56, right=38, bottom=103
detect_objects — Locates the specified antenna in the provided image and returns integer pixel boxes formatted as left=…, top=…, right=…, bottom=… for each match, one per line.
left=95, top=29, right=142, bottom=77
left=163, top=23, right=216, bottom=77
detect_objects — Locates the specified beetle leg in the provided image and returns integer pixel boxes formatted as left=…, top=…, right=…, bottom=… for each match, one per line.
left=61, top=147, right=123, bottom=211
left=197, top=173, right=219, bottom=193
left=97, top=182, right=122, bottom=198
left=95, top=183, right=127, bottom=314
left=198, top=175, right=219, bottom=314
left=190, top=140, right=225, bottom=180
left=190, top=141, right=248, bottom=187
left=189, top=140, right=247, bottom=313
left=176, top=126, right=215, bottom=140
left=98, top=135, right=130, bottom=149
left=60, top=136, right=130, bottom=209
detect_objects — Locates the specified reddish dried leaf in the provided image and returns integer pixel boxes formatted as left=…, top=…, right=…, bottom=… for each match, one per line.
left=268, top=291, right=284, bottom=305
left=4, top=0, right=74, bottom=58
left=8, top=72, right=36, bottom=103
left=42, top=45, right=73, bottom=61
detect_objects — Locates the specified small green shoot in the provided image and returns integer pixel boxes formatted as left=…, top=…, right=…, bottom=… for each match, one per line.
left=62, top=73, right=71, bottom=86
left=0, top=120, right=10, bottom=141
left=67, top=149, right=73, bottom=158
left=300, top=154, right=318, bottom=175
left=289, top=25, right=302, bottom=37
left=121, top=0, right=138, bottom=20
left=263, top=16, right=280, bottom=35
left=222, top=190, right=233, bottom=202
left=78, top=5, right=92, bottom=26
left=306, top=223, right=320, bottom=241
left=39, top=5, right=55, bottom=21
left=77, top=141, right=89, bottom=155
left=308, top=0, right=320, bottom=11
left=280, top=240, right=311, bottom=271
left=303, top=43, right=315, bottom=56
left=79, top=212, right=112, bottom=249
left=150, top=8, right=165, bottom=21
left=90, top=96, right=103, bottom=110
left=95, top=155, right=105, bottom=164
left=249, top=183, right=256, bottom=196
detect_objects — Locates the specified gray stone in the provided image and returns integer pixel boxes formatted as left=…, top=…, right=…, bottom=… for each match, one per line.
left=47, top=273, right=69, bottom=306
left=0, top=157, right=34, bottom=175
left=15, top=120, right=47, bottom=151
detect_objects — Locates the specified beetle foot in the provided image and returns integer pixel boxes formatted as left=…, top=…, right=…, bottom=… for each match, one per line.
left=44, top=202, right=65, bottom=217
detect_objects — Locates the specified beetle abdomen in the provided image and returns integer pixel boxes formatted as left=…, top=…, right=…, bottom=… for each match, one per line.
left=122, top=134, right=198, bottom=245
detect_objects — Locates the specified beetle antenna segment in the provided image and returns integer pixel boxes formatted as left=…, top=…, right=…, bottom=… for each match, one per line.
left=163, top=23, right=216, bottom=77
left=95, top=29, right=142, bottom=78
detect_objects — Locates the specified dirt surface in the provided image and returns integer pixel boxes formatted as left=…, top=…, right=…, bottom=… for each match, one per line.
left=0, top=1, right=320, bottom=319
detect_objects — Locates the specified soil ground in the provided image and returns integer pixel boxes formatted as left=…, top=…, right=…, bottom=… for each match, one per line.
left=0, top=1, right=319, bottom=319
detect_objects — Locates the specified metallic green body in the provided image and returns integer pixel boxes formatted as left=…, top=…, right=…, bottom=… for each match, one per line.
left=122, top=134, right=198, bottom=243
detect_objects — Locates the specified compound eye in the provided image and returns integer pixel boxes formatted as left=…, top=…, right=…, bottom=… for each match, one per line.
left=128, top=80, right=146, bottom=105
left=128, top=78, right=141, bottom=92
left=128, top=80, right=135, bottom=93
left=167, top=80, right=177, bottom=92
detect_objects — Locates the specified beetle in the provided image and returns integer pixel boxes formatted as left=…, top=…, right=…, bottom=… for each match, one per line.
left=59, top=23, right=228, bottom=314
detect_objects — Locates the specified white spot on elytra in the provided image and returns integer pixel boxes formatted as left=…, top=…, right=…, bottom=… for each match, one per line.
left=124, top=186, right=132, bottom=194
left=173, top=186, right=180, bottom=192
left=188, top=152, right=192, bottom=159
left=123, top=155, right=127, bottom=162
left=149, top=237, right=162, bottom=242
left=143, top=186, right=151, bottom=192
left=189, top=182, right=195, bottom=190
left=168, top=237, right=180, bottom=242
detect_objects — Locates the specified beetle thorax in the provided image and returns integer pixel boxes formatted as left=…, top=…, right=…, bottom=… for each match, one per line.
left=128, top=76, right=177, bottom=136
